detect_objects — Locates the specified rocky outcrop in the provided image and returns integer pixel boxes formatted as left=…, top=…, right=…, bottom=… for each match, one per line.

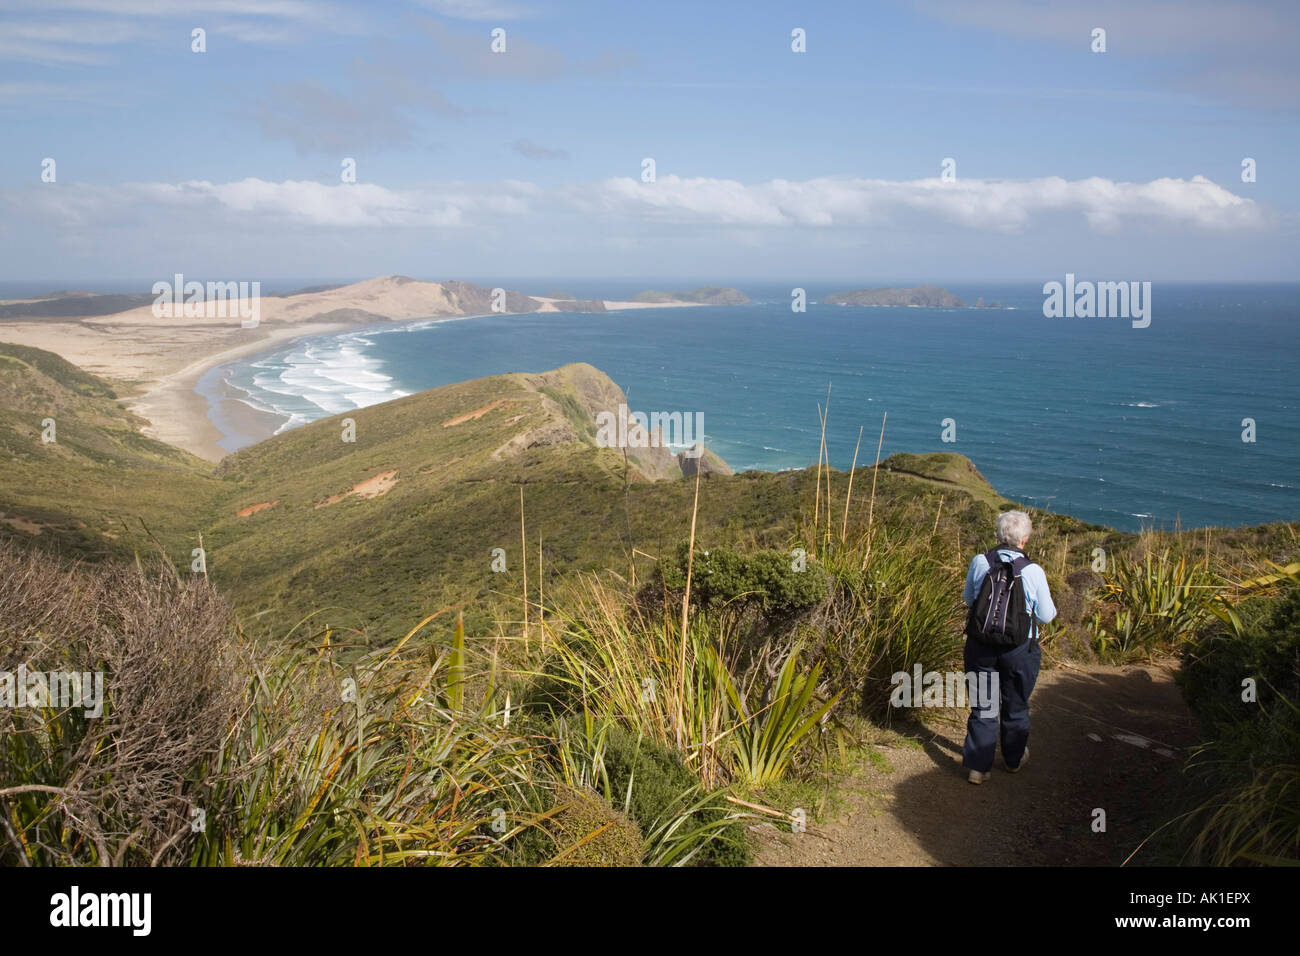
left=441, top=281, right=543, bottom=315
left=678, top=444, right=734, bottom=477
left=490, top=417, right=578, bottom=460
left=824, top=285, right=964, bottom=308
left=523, top=363, right=732, bottom=481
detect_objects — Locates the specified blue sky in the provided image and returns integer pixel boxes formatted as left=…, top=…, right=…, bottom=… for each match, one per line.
left=2, top=0, right=1298, bottom=282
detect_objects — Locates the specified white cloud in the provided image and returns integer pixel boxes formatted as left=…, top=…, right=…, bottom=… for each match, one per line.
left=419, top=19, right=639, bottom=80
left=6, top=172, right=1268, bottom=237
left=0, top=0, right=368, bottom=63
left=568, top=174, right=1266, bottom=233
left=0, top=1, right=336, bottom=17
left=18, top=177, right=535, bottom=228
left=0, top=20, right=142, bottom=65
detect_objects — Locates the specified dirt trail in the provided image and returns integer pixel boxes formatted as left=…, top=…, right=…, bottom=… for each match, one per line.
left=755, top=660, right=1202, bottom=866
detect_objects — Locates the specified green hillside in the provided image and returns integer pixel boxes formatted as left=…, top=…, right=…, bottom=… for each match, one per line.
left=0, top=342, right=219, bottom=553
left=0, top=341, right=1123, bottom=643
left=196, top=360, right=1031, bottom=640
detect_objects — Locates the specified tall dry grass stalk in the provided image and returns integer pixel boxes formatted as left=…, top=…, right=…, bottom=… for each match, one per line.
left=862, top=412, right=887, bottom=569
left=824, top=434, right=833, bottom=544
left=841, top=425, right=864, bottom=543
left=678, top=466, right=703, bottom=749
left=930, top=494, right=945, bottom=545
left=520, top=485, right=529, bottom=653
left=814, top=401, right=826, bottom=548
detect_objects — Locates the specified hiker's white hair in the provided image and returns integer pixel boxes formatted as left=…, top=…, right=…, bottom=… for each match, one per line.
left=996, top=510, right=1033, bottom=547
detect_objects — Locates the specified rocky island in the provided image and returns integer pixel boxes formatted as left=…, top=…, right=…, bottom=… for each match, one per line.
left=632, top=286, right=751, bottom=306
left=824, top=285, right=966, bottom=308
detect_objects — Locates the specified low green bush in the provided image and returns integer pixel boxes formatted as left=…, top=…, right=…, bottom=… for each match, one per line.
left=1180, top=590, right=1299, bottom=735
left=656, top=542, right=830, bottom=616
left=600, top=727, right=752, bottom=868
left=510, top=786, right=644, bottom=867
left=1180, top=587, right=1300, bottom=865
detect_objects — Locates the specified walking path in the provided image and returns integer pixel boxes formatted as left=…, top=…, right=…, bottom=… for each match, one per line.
left=755, top=661, right=1201, bottom=866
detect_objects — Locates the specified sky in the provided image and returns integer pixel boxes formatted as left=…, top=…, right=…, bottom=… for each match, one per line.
left=1, top=0, right=1298, bottom=283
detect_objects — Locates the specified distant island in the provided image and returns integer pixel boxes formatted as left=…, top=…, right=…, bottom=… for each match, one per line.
left=824, top=285, right=999, bottom=309
left=632, top=286, right=751, bottom=306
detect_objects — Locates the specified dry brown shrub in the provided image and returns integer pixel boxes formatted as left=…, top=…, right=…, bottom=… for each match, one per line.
left=0, top=541, right=249, bottom=865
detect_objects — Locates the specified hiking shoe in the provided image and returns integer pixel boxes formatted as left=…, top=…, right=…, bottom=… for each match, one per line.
left=1006, top=747, right=1028, bottom=773
left=967, top=769, right=991, bottom=785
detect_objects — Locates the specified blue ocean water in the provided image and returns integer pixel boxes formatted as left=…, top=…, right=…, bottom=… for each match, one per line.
left=218, top=281, right=1300, bottom=531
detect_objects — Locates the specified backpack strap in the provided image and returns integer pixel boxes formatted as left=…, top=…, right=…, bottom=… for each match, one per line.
left=985, top=548, right=1030, bottom=575
left=1006, top=554, right=1037, bottom=641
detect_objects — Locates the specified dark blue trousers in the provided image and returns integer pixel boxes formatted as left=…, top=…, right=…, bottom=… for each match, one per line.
left=962, top=635, right=1041, bottom=773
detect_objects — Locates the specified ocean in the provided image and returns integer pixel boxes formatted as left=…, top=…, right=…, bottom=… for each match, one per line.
left=211, top=281, right=1300, bottom=531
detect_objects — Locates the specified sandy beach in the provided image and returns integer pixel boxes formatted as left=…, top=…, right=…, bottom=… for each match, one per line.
left=136, top=321, right=358, bottom=460
left=0, top=315, right=356, bottom=460
left=197, top=366, right=295, bottom=457
left=0, top=276, right=710, bottom=462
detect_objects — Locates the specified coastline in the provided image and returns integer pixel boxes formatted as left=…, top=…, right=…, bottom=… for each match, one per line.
left=128, top=320, right=355, bottom=462
left=171, top=301, right=709, bottom=461
left=195, top=364, right=294, bottom=457
left=0, top=278, right=717, bottom=464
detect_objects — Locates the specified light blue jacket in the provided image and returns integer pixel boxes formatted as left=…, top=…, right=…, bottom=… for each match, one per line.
left=963, top=548, right=1057, bottom=640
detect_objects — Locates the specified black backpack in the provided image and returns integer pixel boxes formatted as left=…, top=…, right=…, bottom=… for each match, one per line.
left=966, top=547, right=1032, bottom=647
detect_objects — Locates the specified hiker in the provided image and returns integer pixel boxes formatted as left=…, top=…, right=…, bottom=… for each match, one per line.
left=961, top=510, right=1056, bottom=784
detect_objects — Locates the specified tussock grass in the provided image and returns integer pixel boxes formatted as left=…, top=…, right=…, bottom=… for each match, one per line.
left=1087, top=548, right=1220, bottom=662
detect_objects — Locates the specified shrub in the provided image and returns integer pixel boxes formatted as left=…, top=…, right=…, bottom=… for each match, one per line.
left=599, top=727, right=752, bottom=867
left=537, top=574, right=843, bottom=792
left=657, top=542, right=830, bottom=616
left=1180, top=588, right=1300, bottom=865
left=716, top=641, right=841, bottom=787
left=811, top=533, right=966, bottom=717
left=1088, top=549, right=1218, bottom=662
left=1180, top=590, right=1299, bottom=736
left=0, top=544, right=567, bottom=867
left=0, top=542, right=246, bottom=866
left=520, top=787, right=644, bottom=867
left=192, top=623, right=552, bottom=867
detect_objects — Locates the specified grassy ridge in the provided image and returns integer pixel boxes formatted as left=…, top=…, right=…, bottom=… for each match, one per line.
left=1, top=338, right=1294, bottom=654
left=0, top=342, right=1037, bottom=641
